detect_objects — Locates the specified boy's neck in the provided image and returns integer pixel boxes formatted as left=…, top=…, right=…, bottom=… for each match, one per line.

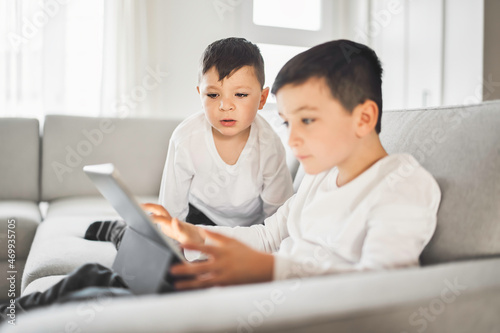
left=336, top=134, right=388, bottom=187
left=212, top=126, right=251, bottom=165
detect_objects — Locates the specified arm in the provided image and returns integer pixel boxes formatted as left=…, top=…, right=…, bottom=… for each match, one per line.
left=273, top=188, right=441, bottom=280
left=165, top=195, right=296, bottom=288
left=158, top=136, right=193, bottom=221
left=171, top=230, right=275, bottom=288
left=260, top=135, right=295, bottom=218
left=201, top=193, right=295, bottom=253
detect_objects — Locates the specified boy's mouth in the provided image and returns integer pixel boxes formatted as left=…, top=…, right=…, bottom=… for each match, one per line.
left=220, top=119, right=237, bottom=127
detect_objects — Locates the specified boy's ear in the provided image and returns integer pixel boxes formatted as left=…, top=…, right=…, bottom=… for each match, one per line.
left=258, top=87, right=270, bottom=110
left=353, top=100, right=379, bottom=138
left=196, top=86, right=200, bottom=95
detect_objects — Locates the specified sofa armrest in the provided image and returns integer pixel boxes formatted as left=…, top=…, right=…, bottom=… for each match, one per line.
left=0, top=201, right=41, bottom=301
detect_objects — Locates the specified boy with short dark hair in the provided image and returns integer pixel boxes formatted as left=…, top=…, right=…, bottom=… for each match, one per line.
left=85, top=37, right=294, bottom=249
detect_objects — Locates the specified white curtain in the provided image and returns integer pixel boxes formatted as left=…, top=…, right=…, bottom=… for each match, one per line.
left=100, top=0, right=151, bottom=117
left=0, top=0, right=153, bottom=118
left=0, top=0, right=45, bottom=118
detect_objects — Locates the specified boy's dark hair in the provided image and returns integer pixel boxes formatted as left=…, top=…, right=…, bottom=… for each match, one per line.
left=272, top=40, right=384, bottom=133
left=199, top=37, right=265, bottom=89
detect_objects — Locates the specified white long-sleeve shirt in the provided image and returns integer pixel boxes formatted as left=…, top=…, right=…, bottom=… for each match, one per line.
left=205, top=154, right=441, bottom=280
left=158, top=112, right=294, bottom=227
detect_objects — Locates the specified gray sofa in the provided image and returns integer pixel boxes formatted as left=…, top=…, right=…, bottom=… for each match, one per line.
left=1, top=101, right=500, bottom=332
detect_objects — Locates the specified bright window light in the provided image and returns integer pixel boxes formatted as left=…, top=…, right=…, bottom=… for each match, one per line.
left=257, top=43, right=309, bottom=104
left=253, top=0, right=322, bottom=31
left=65, top=0, right=103, bottom=116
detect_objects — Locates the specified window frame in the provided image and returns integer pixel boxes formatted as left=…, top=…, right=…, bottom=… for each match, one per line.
left=238, top=0, right=336, bottom=48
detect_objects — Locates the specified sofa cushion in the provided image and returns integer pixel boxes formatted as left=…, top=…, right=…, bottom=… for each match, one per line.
left=22, top=196, right=156, bottom=292
left=380, top=101, right=500, bottom=265
left=41, top=115, right=180, bottom=201
left=0, top=118, right=40, bottom=201
left=22, top=275, right=66, bottom=296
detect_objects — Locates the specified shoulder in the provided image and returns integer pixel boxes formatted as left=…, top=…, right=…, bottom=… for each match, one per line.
left=376, top=153, right=441, bottom=208
left=170, top=111, right=207, bottom=144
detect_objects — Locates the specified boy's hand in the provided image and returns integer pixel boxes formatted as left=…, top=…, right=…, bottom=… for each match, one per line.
left=170, top=229, right=274, bottom=289
left=151, top=215, right=205, bottom=246
left=141, top=203, right=172, bottom=220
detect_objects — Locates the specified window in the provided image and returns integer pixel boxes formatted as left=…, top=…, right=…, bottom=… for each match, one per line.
left=253, top=0, right=322, bottom=31
left=239, top=0, right=336, bottom=108
left=0, top=0, right=103, bottom=118
left=257, top=43, right=309, bottom=104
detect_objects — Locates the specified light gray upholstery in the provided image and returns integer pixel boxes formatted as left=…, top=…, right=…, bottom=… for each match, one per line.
left=41, top=115, right=180, bottom=201
left=380, top=101, right=500, bottom=265
left=0, top=118, right=41, bottom=301
left=0, top=202, right=41, bottom=261
left=21, top=275, right=66, bottom=296
left=0, top=118, right=39, bottom=201
left=0, top=200, right=41, bottom=298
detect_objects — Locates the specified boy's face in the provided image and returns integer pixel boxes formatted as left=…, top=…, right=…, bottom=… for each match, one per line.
left=277, top=78, right=358, bottom=175
left=197, top=66, right=269, bottom=140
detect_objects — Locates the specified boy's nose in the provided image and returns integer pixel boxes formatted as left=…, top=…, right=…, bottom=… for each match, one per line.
left=287, top=126, right=301, bottom=148
left=219, top=98, right=234, bottom=111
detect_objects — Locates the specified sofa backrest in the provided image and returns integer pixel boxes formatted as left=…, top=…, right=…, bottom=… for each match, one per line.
left=380, top=100, right=500, bottom=265
left=41, top=115, right=180, bottom=201
left=0, top=118, right=40, bottom=201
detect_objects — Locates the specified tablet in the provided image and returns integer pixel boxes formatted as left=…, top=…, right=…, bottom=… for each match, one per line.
left=83, top=163, right=187, bottom=263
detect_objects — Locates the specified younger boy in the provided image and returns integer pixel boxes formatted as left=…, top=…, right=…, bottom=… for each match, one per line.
left=0, top=40, right=440, bottom=319
left=85, top=37, right=294, bottom=248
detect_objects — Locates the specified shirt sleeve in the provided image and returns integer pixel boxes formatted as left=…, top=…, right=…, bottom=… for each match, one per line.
left=203, top=194, right=296, bottom=253
left=259, top=129, right=294, bottom=218
left=273, top=178, right=441, bottom=280
left=158, top=135, right=194, bottom=221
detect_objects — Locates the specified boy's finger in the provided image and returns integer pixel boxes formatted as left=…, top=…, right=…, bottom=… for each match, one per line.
left=201, top=229, right=233, bottom=244
left=150, top=214, right=171, bottom=224
left=180, top=242, right=220, bottom=256
left=170, top=260, right=220, bottom=276
left=142, top=203, right=169, bottom=216
left=141, top=203, right=158, bottom=212
left=174, top=274, right=218, bottom=290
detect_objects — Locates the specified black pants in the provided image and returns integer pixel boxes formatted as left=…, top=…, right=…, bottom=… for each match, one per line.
left=0, top=263, right=132, bottom=323
left=186, top=203, right=216, bottom=226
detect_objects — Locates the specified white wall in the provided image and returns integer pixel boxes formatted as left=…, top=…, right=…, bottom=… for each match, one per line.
left=442, top=0, right=484, bottom=106
left=147, top=0, right=242, bottom=119
left=363, top=0, right=484, bottom=111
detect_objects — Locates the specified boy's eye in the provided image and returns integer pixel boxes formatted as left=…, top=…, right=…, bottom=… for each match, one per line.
left=302, top=118, right=315, bottom=125
left=207, top=94, right=218, bottom=99
left=235, top=93, right=248, bottom=98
